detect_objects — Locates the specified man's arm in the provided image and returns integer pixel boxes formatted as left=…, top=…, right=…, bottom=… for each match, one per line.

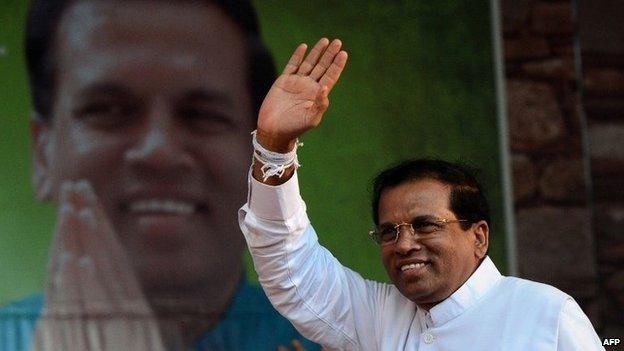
left=240, top=39, right=387, bottom=349
left=241, top=170, right=383, bottom=350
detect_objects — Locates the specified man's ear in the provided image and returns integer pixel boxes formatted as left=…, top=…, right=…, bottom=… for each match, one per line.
left=31, top=113, right=55, bottom=202
left=472, top=220, right=489, bottom=259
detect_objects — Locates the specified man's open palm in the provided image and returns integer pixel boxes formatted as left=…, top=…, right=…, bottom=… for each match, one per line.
left=257, top=38, right=348, bottom=150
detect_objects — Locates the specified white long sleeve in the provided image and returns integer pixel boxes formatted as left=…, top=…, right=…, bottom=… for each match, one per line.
left=238, top=172, right=409, bottom=350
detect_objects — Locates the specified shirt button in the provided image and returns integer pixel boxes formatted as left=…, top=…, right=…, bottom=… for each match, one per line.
left=423, top=333, right=435, bottom=344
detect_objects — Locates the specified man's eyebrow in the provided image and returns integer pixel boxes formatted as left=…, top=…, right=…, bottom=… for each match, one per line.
left=411, top=215, right=438, bottom=222
left=378, top=215, right=438, bottom=227
left=77, top=82, right=135, bottom=98
left=180, top=88, right=235, bottom=107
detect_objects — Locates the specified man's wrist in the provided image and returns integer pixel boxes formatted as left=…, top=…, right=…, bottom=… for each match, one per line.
left=251, top=129, right=299, bottom=185
left=256, top=129, right=297, bottom=153
left=252, top=160, right=294, bottom=185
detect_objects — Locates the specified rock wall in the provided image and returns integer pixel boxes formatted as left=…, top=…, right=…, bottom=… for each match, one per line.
left=579, top=0, right=624, bottom=337
left=501, top=0, right=599, bottom=319
left=502, top=0, right=624, bottom=336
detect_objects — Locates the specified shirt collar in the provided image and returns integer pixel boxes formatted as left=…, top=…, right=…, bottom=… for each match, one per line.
left=424, top=256, right=503, bottom=327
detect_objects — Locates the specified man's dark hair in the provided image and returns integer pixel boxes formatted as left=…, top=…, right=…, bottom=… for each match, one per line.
left=371, top=159, right=490, bottom=231
left=25, top=0, right=276, bottom=120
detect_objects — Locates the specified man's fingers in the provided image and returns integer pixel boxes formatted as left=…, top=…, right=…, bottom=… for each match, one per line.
left=46, top=182, right=73, bottom=276
left=291, top=339, right=305, bottom=351
left=47, top=203, right=84, bottom=306
left=282, top=43, right=308, bottom=75
left=65, top=180, right=92, bottom=209
left=73, top=181, right=147, bottom=306
left=78, top=207, right=147, bottom=313
left=296, top=37, right=329, bottom=76
left=319, top=50, right=348, bottom=93
left=309, top=39, right=342, bottom=81
left=74, top=207, right=121, bottom=315
left=53, top=180, right=148, bottom=314
left=46, top=203, right=70, bottom=280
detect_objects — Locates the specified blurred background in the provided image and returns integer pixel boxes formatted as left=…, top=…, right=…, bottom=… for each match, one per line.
left=0, top=0, right=621, bottom=340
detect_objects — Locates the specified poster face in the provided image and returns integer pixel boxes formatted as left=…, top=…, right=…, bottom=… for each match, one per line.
left=0, top=1, right=505, bottom=349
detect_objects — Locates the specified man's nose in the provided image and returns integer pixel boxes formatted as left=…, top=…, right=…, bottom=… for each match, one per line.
left=124, top=106, right=193, bottom=171
left=394, top=226, right=421, bottom=255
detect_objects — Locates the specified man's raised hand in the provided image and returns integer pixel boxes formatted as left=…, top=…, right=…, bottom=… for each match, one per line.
left=256, top=38, right=348, bottom=152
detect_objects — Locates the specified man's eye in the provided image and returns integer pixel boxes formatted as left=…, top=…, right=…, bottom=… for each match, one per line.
left=379, top=227, right=397, bottom=241
left=412, top=221, right=442, bottom=234
left=179, top=106, right=235, bottom=132
left=82, top=103, right=125, bottom=116
left=75, top=102, right=134, bottom=127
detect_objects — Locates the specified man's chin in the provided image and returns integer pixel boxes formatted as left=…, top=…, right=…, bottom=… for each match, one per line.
left=134, top=258, right=206, bottom=291
left=395, top=279, right=436, bottom=305
left=138, top=258, right=242, bottom=292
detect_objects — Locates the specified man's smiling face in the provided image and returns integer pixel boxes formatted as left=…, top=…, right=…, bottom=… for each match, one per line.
left=33, top=0, right=254, bottom=295
left=378, top=178, right=487, bottom=309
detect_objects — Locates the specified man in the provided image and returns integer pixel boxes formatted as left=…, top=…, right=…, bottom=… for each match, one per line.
left=239, top=39, right=605, bottom=350
left=0, top=0, right=317, bottom=350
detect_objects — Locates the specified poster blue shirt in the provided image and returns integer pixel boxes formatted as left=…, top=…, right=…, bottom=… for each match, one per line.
left=0, top=280, right=318, bottom=351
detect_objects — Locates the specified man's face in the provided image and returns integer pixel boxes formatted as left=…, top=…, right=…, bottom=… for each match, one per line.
left=378, top=179, right=487, bottom=309
left=33, top=1, right=254, bottom=293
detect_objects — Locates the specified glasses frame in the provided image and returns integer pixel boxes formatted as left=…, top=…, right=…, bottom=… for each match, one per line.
left=369, top=218, right=469, bottom=246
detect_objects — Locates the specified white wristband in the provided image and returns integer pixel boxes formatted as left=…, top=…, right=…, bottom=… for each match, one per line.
left=251, top=130, right=302, bottom=181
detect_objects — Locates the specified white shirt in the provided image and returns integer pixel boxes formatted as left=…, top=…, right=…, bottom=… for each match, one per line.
left=238, top=172, right=604, bottom=351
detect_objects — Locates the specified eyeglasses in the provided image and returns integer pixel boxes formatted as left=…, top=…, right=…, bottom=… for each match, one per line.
left=369, top=217, right=469, bottom=246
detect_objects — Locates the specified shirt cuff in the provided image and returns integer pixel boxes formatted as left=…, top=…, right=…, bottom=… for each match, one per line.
left=249, top=171, right=303, bottom=221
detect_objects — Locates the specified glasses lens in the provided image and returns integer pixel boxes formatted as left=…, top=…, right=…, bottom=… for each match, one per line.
left=411, top=219, right=443, bottom=235
left=379, top=226, right=397, bottom=244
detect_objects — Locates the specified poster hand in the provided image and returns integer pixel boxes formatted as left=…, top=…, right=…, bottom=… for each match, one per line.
left=32, top=181, right=166, bottom=351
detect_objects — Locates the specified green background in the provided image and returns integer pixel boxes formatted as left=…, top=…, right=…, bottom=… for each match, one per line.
left=0, top=0, right=505, bottom=305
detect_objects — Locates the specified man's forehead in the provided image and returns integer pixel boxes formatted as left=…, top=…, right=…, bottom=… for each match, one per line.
left=53, top=0, right=249, bottom=97
left=379, top=179, right=453, bottom=218
left=56, top=1, right=246, bottom=59
left=387, top=178, right=451, bottom=199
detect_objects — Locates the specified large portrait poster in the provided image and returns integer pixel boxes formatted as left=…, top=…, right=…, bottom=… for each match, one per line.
left=0, top=0, right=508, bottom=349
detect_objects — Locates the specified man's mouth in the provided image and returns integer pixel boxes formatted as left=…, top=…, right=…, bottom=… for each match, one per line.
left=125, top=199, right=200, bottom=216
left=398, top=260, right=431, bottom=274
left=400, top=262, right=429, bottom=271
